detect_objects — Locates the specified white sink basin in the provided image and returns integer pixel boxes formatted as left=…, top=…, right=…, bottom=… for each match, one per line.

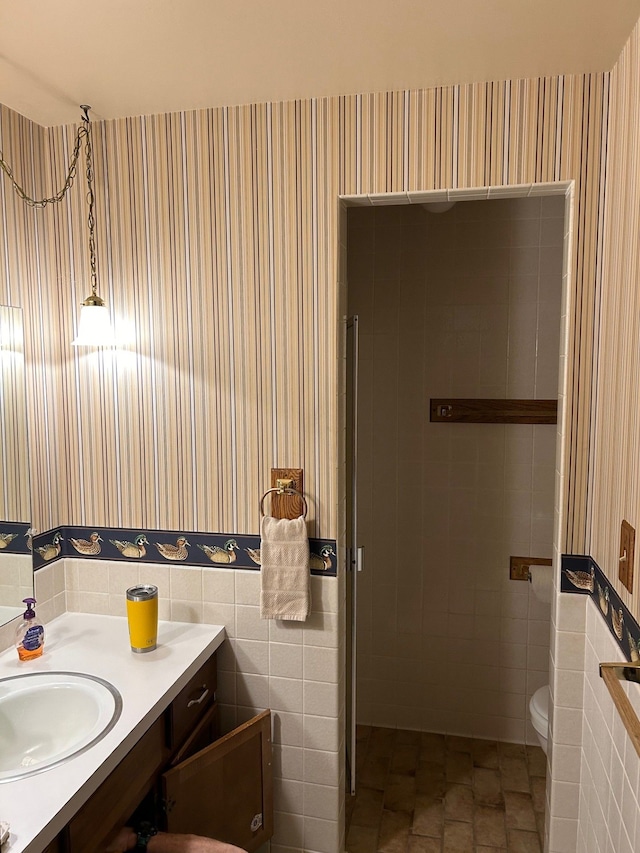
left=0, top=671, right=122, bottom=782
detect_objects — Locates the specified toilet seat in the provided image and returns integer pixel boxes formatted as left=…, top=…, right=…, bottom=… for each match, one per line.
left=529, top=685, right=549, bottom=735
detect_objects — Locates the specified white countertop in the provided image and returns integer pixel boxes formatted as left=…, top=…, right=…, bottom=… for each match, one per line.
left=0, top=613, right=226, bottom=853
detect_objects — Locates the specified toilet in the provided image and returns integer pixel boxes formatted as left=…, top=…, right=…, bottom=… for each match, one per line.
left=529, top=685, right=550, bottom=754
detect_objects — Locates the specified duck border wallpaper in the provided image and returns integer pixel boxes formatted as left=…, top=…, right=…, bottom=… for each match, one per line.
left=561, top=554, right=640, bottom=662
left=32, top=525, right=337, bottom=576
left=0, top=521, right=32, bottom=555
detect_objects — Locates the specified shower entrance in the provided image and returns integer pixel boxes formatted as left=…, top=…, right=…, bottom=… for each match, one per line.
left=343, top=188, right=568, bottom=785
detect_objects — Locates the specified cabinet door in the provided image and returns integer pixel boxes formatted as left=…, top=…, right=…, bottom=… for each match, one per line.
left=162, top=709, right=272, bottom=853
left=66, top=716, right=167, bottom=853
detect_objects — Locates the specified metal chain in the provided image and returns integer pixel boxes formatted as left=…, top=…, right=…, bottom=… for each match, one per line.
left=82, top=109, right=98, bottom=297
left=0, top=120, right=88, bottom=208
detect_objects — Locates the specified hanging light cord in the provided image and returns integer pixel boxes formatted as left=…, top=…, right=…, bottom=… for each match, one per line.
left=0, top=111, right=91, bottom=209
left=80, top=106, right=99, bottom=302
left=0, top=106, right=101, bottom=305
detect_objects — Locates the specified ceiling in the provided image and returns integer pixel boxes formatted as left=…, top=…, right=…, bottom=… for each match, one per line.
left=2, top=0, right=640, bottom=127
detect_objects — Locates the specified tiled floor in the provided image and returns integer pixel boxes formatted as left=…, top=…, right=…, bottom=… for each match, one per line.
left=346, top=726, right=546, bottom=853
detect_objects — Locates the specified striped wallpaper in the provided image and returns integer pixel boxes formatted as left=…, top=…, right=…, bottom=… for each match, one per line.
left=0, top=306, right=29, bottom=522
left=1, top=72, right=609, bottom=549
left=590, top=19, right=640, bottom=622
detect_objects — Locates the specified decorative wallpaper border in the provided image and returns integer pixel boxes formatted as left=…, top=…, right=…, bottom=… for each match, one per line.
left=31, top=525, right=337, bottom=577
left=561, top=554, right=640, bottom=661
left=0, top=521, right=32, bottom=555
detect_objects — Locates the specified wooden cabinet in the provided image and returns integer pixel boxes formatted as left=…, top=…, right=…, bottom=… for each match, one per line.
left=164, top=709, right=273, bottom=852
left=67, top=717, right=167, bottom=853
left=60, top=652, right=273, bottom=853
left=167, top=654, right=218, bottom=751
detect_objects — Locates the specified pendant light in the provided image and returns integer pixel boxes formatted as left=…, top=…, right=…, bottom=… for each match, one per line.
left=1, top=104, right=119, bottom=347
left=71, top=106, right=115, bottom=346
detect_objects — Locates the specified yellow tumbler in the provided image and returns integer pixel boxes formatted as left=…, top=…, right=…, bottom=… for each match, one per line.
left=126, top=585, right=158, bottom=653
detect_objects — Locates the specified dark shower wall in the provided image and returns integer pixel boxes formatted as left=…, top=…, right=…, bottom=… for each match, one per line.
left=348, top=195, right=564, bottom=743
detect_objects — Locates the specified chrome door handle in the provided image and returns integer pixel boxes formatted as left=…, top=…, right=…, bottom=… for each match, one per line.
left=356, top=546, right=364, bottom=572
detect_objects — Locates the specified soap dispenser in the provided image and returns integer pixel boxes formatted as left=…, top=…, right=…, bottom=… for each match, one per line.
left=15, top=598, right=45, bottom=661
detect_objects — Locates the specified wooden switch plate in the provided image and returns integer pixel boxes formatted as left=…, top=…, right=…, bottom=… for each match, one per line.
left=619, top=520, right=635, bottom=593
left=269, top=468, right=304, bottom=520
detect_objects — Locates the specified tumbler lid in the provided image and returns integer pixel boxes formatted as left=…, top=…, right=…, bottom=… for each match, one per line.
left=126, top=584, right=158, bottom=602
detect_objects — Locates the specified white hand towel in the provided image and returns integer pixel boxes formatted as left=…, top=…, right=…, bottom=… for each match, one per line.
left=260, top=515, right=310, bottom=621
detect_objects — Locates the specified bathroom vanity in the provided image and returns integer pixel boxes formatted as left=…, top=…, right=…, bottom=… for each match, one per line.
left=0, top=614, right=273, bottom=853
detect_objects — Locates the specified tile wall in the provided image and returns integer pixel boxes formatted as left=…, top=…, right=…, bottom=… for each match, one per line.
left=22, top=559, right=344, bottom=853
left=547, top=583, right=587, bottom=852
left=348, top=196, right=563, bottom=744
left=576, top=597, right=640, bottom=853
left=0, top=552, right=34, bottom=609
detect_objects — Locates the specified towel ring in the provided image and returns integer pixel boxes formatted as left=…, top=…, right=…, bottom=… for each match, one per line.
left=260, top=487, right=308, bottom=518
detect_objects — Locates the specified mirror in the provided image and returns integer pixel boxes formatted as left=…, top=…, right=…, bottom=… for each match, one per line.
left=0, top=306, right=32, bottom=624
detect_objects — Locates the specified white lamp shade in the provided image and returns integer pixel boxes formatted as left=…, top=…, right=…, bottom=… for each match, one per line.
left=71, top=304, right=116, bottom=346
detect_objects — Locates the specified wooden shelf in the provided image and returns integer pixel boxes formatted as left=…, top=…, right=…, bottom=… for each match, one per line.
left=430, top=398, right=557, bottom=425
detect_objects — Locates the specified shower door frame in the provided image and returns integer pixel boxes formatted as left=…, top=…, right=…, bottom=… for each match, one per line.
left=339, top=184, right=578, bottom=842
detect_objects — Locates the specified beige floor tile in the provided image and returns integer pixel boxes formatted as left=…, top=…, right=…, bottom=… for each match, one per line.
left=443, top=783, right=474, bottom=822
left=416, top=759, right=446, bottom=780
left=384, top=773, right=417, bottom=812
left=473, top=844, right=508, bottom=853
left=415, top=763, right=447, bottom=798
left=529, top=776, right=546, bottom=813
left=407, top=835, right=442, bottom=853
left=356, top=724, right=373, bottom=742
left=498, top=742, right=526, bottom=759
left=503, top=791, right=537, bottom=832
left=443, top=819, right=474, bottom=852
left=472, top=739, right=499, bottom=770
left=351, top=786, right=384, bottom=828
left=525, top=745, right=546, bottom=778
left=506, top=828, right=542, bottom=852
left=420, top=732, right=446, bottom=763
left=347, top=726, right=546, bottom=853
left=346, top=790, right=357, bottom=829
left=446, top=751, right=473, bottom=785
left=412, top=796, right=444, bottom=838
left=397, top=729, right=422, bottom=746
left=346, top=824, right=378, bottom=853
left=498, top=756, right=530, bottom=793
left=474, top=848, right=506, bottom=852
left=473, top=767, right=504, bottom=807
left=379, top=809, right=412, bottom=853
left=535, top=811, right=545, bottom=842
left=370, top=728, right=398, bottom=757
left=391, top=744, right=421, bottom=775
left=356, top=747, right=370, bottom=776
left=360, top=754, right=391, bottom=790
left=473, top=805, right=507, bottom=848
left=446, top=734, right=473, bottom=753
